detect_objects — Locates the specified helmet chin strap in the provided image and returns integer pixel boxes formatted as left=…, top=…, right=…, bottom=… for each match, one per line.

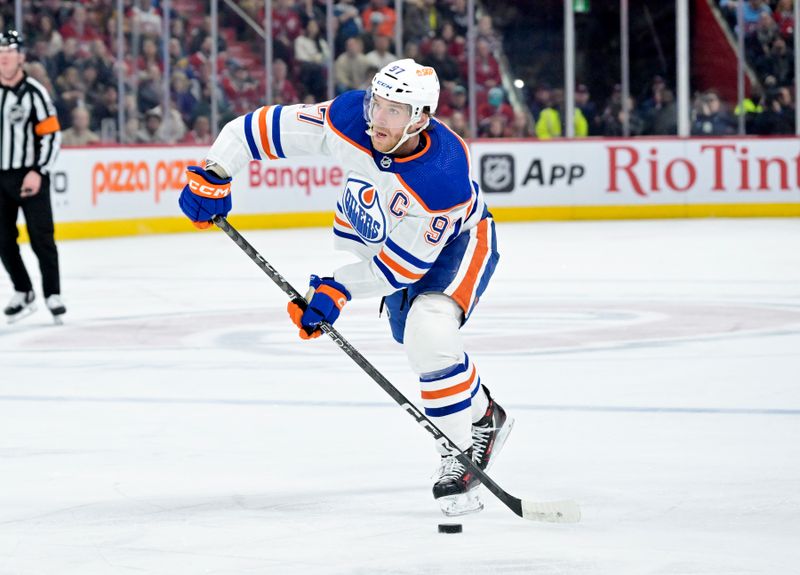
left=366, top=115, right=430, bottom=155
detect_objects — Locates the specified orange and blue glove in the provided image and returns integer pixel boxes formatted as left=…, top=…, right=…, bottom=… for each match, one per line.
left=179, top=165, right=232, bottom=229
left=287, top=275, right=351, bottom=339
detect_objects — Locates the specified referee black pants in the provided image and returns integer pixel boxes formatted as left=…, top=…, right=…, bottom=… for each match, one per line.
left=0, top=169, right=60, bottom=298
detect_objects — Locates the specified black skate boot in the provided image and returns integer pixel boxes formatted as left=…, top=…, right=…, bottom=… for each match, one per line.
left=45, top=295, right=66, bottom=325
left=472, top=386, right=514, bottom=472
left=4, top=291, right=36, bottom=324
left=432, top=448, right=484, bottom=516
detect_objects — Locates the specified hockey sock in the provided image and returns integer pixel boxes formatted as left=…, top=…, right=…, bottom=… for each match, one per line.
left=419, top=353, right=482, bottom=454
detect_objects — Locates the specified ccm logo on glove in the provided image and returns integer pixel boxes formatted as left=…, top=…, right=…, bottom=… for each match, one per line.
left=187, top=172, right=231, bottom=198
left=179, top=165, right=233, bottom=229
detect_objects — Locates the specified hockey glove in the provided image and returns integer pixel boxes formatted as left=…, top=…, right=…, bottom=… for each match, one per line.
left=287, top=275, right=351, bottom=340
left=179, top=165, right=232, bottom=229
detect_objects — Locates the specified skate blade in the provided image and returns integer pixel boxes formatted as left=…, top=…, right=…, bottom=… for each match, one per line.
left=437, top=488, right=484, bottom=517
left=485, top=416, right=515, bottom=472
left=52, top=314, right=64, bottom=326
left=6, top=304, right=37, bottom=324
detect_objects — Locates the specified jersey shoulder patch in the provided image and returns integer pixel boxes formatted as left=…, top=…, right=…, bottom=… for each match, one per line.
left=327, top=90, right=372, bottom=154
left=397, top=123, right=472, bottom=213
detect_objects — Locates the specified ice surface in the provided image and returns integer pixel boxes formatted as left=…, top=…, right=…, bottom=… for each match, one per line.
left=2, top=218, right=799, bottom=574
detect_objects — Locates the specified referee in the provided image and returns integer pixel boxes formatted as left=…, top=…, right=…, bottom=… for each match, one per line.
left=0, top=29, right=65, bottom=324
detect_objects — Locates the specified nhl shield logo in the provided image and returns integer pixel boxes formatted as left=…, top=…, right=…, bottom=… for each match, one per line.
left=380, top=156, right=392, bottom=169
left=480, top=154, right=515, bottom=193
left=342, top=177, right=386, bottom=243
left=8, top=104, right=26, bottom=124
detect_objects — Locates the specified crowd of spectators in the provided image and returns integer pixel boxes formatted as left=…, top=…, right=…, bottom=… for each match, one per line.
left=4, top=0, right=792, bottom=145
left=0, top=0, right=214, bottom=145
left=0, top=0, right=520, bottom=146
left=712, top=0, right=797, bottom=134
left=521, top=0, right=795, bottom=138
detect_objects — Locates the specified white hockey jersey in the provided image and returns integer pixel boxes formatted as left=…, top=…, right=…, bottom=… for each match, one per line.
left=205, top=90, right=488, bottom=299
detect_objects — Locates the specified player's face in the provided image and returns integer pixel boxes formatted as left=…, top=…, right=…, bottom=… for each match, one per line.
left=370, top=95, right=413, bottom=153
left=0, top=47, right=23, bottom=81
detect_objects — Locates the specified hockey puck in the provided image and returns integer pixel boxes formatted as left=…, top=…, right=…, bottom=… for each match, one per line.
left=438, top=523, right=463, bottom=534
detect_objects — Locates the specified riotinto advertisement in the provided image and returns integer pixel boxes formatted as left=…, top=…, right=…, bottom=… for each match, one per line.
left=472, top=138, right=800, bottom=210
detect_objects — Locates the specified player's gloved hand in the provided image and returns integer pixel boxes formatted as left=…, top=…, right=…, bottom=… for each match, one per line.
left=179, top=165, right=232, bottom=229
left=287, top=275, right=351, bottom=340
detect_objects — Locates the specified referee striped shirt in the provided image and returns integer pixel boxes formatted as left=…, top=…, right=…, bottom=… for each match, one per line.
left=0, top=74, right=61, bottom=173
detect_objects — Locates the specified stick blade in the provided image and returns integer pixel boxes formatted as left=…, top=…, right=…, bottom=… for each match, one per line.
left=521, top=499, right=581, bottom=523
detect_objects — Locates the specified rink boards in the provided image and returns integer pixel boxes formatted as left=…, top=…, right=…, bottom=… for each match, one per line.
left=19, top=137, right=800, bottom=240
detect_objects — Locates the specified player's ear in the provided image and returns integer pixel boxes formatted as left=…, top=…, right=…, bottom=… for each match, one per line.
left=412, top=113, right=429, bottom=131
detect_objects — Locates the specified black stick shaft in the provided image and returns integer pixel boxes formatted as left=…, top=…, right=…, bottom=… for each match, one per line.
left=212, top=215, right=525, bottom=518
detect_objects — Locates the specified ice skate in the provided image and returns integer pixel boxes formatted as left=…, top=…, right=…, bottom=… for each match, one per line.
left=4, top=291, right=36, bottom=324
left=472, top=386, right=514, bottom=472
left=45, top=295, right=66, bottom=325
left=433, top=449, right=484, bottom=516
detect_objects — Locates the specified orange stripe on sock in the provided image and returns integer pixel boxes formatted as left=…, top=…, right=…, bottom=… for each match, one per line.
left=451, top=220, right=489, bottom=313
left=258, top=106, right=277, bottom=160
left=378, top=250, right=424, bottom=280
left=421, top=367, right=476, bottom=400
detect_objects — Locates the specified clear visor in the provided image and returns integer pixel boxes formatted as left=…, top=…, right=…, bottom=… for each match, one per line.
left=365, top=90, right=414, bottom=130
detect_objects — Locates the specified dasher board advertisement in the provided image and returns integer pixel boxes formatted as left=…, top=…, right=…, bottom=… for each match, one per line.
left=472, top=138, right=800, bottom=217
left=32, top=138, right=800, bottom=240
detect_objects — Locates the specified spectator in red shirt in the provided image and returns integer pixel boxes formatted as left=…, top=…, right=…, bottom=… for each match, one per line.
left=474, top=37, right=501, bottom=88
left=272, top=58, right=299, bottom=104
left=188, top=36, right=213, bottom=74
left=362, top=0, right=397, bottom=38
left=773, top=0, right=796, bottom=40
left=59, top=4, right=99, bottom=49
left=478, top=86, right=514, bottom=125
left=135, top=37, right=163, bottom=76
left=222, top=62, right=260, bottom=114
left=440, top=21, right=466, bottom=64
left=272, top=0, right=304, bottom=50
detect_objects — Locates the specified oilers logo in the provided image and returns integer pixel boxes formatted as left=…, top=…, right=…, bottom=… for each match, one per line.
left=342, top=177, right=386, bottom=243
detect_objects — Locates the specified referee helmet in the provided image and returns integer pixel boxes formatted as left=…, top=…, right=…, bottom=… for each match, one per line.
left=0, top=29, right=23, bottom=51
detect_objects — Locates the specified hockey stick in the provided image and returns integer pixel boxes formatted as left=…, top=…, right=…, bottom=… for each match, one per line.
left=212, top=215, right=580, bottom=523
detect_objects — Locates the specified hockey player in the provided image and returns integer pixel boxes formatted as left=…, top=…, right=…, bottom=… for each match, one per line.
left=179, top=59, right=513, bottom=516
